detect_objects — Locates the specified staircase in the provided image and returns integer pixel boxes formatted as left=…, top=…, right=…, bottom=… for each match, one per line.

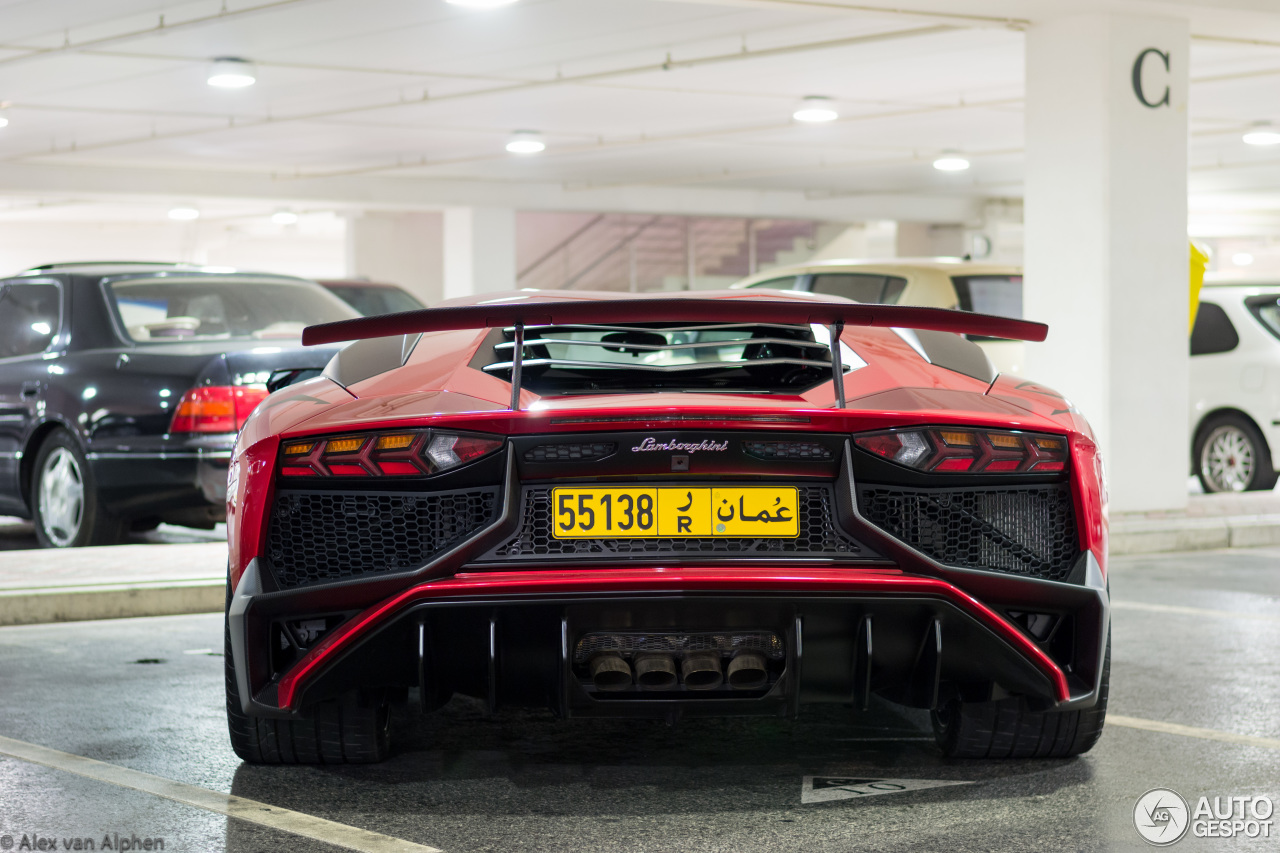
left=516, top=214, right=822, bottom=292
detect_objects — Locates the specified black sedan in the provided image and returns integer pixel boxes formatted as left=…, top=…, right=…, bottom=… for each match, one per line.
left=0, top=262, right=356, bottom=548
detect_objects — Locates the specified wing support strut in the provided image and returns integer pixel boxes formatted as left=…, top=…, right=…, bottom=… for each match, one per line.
left=510, top=321, right=524, bottom=412
left=829, top=320, right=845, bottom=409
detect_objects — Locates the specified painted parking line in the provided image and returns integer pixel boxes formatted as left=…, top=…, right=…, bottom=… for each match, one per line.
left=1109, top=715, right=1280, bottom=751
left=1111, top=600, right=1280, bottom=623
left=0, top=734, right=441, bottom=853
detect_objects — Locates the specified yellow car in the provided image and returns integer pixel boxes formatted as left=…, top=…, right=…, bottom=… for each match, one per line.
left=731, top=258, right=1025, bottom=375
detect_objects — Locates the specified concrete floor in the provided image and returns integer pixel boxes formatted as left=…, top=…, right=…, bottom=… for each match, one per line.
left=1, top=550, right=1278, bottom=852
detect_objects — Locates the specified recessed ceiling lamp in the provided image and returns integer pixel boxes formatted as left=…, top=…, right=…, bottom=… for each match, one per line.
left=445, top=0, right=520, bottom=7
left=1232, top=252, right=1255, bottom=266
left=506, top=130, right=545, bottom=154
left=1242, top=122, right=1280, bottom=146
left=207, top=57, right=257, bottom=89
left=932, top=152, right=971, bottom=172
left=168, top=206, right=200, bottom=221
left=271, top=210, right=299, bottom=225
left=793, top=96, right=838, bottom=123
left=0, top=116, right=8, bottom=129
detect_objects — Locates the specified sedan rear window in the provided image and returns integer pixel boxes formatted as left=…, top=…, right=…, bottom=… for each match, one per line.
left=107, top=277, right=357, bottom=342
left=951, top=275, right=1023, bottom=318
left=951, top=274, right=1023, bottom=342
left=811, top=273, right=908, bottom=304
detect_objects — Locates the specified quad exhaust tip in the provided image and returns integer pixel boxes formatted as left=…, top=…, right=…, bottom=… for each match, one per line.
left=587, top=649, right=770, bottom=692
left=681, top=651, right=723, bottom=690
left=727, top=652, right=769, bottom=690
left=634, top=653, right=678, bottom=690
left=590, top=654, right=633, bottom=691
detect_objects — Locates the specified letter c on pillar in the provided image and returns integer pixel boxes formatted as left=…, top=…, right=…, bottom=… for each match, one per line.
left=1132, top=47, right=1171, bottom=108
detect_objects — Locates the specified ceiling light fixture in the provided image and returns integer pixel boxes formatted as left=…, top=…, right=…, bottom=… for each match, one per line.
left=1232, top=252, right=1255, bottom=267
left=207, top=57, right=257, bottom=89
left=0, top=116, right=8, bottom=129
left=271, top=210, right=299, bottom=225
left=1242, top=122, right=1280, bottom=146
left=932, top=152, right=971, bottom=172
left=168, top=206, right=200, bottom=221
left=793, top=96, right=838, bottom=123
left=506, top=130, right=545, bottom=154
left=445, top=0, right=520, bottom=7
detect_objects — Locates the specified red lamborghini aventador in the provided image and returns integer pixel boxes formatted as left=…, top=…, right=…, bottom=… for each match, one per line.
left=224, top=289, right=1109, bottom=764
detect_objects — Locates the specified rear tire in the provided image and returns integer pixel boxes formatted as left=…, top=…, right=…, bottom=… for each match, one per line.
left=1194, top=414, right=1279, bottom=493
left=31, top=429, right=125, bottom=548
left=224, top=584, right=390, bottom=764
left=932, top=641, right=1109, bottom=759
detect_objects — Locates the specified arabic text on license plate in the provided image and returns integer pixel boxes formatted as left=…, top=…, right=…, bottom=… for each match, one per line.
left=550, top=487, right=798, bottom=538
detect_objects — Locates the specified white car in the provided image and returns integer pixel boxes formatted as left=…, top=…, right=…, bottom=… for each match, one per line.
left=1189, top=282, right=1280, bottom=492
left=730, top=258, right=1026, bottom=375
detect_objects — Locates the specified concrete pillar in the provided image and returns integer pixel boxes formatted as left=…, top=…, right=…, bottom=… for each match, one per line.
left=444, top=207, right=516, bottom=300
left=1023, top=14, right=1189, bottom=512
left=345, top=211, right=443, bottom=305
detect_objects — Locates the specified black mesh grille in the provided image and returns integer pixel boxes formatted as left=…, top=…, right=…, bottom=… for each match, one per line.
left=742, top=440, right=833, bottom=460
left=857, top=483, right=1079, bottom=581
left=482, top=485, right=865, bottom=560
left=524, top=442, right=617, bottom=463
left=266, top=488, right=499, bottom=589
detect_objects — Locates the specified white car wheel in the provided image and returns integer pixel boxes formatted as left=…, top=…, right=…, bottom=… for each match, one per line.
left=1199, top=423, right=1257, bottom=493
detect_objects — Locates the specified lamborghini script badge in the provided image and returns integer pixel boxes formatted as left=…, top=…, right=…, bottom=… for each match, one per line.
left=632, top=437, right=728, bottom=453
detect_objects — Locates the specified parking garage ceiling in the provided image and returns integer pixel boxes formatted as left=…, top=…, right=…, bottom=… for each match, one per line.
left=0, top=0, right=1279, bottom=231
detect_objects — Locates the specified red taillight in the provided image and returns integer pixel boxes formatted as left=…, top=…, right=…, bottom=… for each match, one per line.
left=278, top=430, right=503, bottom=477
left=854, top=428, right=1069, bottom=475
left=170, top=385, right=268, bottom=434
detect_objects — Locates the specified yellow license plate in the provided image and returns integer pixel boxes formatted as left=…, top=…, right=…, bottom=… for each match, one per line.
left=551, top=487, right=798, bottom=539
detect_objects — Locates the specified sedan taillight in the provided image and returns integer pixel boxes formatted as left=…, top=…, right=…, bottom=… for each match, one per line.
left=279, top=430, right=503, bottom=477
left=170, top=385, right=268, bottom=434
left=854, top=427, right=1068, bottom=474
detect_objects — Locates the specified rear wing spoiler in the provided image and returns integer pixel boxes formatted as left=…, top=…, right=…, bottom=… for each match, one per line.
left=301, top=299, right=1048, bottom=411
left=302, top=299, right=1047, bottom=345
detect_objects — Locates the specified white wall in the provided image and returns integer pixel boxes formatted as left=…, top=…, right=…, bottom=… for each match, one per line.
left=0, top=215, right=346, bottom=280
left=345, top=211, right=444, bottom=304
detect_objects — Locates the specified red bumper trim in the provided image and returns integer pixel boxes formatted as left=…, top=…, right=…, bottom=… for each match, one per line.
left=275, top=567, right=1071, bottom=709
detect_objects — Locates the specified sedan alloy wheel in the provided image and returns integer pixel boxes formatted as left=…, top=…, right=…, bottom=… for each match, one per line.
left=38, top=447, right=85, bottom=546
